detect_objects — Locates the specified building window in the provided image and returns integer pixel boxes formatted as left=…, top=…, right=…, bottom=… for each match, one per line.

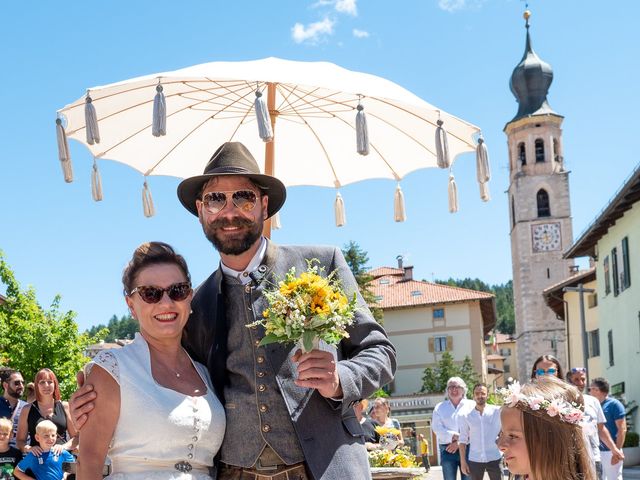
left=511, top=196, right=516, bottom=229
left=374, top=295, right=383, bottom=302
left=611, top=248, right=619, bottom=296
left=536, top=189, right=551, bottom=217
left=433, top=308, right=445, bottom=320
left=588, top=329, right=600, bottom=357
left=434, top=336, right=448, bottom=352
left=621, top=236, right=631, bottom=290
left=411, top=290, right=422, bottom=297
left=553, top=138, right=561, bottom=162
left=604, top=256, right=611, bottom=295
left=379, top=278, right=390, bottom=285
left=588, top=293, right=598, bottom=308
left=607, top=330, right=614, bottom=366
left=535, top=139, right=545, bottom=163
left=518, top=142, right=526, bottom=166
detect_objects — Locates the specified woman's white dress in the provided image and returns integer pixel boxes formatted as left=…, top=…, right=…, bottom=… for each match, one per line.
left=87, top=333, right=225, bottom=480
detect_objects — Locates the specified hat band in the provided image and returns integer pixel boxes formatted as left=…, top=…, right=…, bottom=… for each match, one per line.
left=204, top=166, right=258, bottom=175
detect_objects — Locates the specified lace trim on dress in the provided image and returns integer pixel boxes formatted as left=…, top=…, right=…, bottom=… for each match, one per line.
left=86, top=350, right=120, bottom=384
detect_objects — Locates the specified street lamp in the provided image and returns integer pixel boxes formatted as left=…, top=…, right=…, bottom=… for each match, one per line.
left=563, top=283, right=595, bottom=385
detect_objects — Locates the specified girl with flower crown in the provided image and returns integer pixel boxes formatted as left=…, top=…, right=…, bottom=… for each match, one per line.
left=497, top=375, right=595, bottom=480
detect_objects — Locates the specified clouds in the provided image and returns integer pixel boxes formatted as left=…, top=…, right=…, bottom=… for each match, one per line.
left=293, top=0, right=367, bottom=45
left=438, top=0, right=486, bottom=13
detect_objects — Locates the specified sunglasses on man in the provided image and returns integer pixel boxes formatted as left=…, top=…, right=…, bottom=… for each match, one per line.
left=128, top=282, right=192, bottom=304
left=200, top=190, right=259, bottom=214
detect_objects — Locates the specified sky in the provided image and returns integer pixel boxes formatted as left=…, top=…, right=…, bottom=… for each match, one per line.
left=1, top=1, right=638, bottom=332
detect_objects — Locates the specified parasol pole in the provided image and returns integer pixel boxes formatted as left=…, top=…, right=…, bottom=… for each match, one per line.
left=263, top=82, right=277, bottom=238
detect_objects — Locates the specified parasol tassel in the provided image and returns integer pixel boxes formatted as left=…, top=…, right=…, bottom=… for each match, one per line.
left=255, top=89, right=273, bottom=142
left=394, top=184, right=406, bottom=222
left=152, top=84, right=166, bottom=137
left=335, top=192, right=346, bottom=227
left=143, top=180, right=155, bottom=218
left=56, top=118, right=73, bottom=183
left=271, top=212, right=282, bottom=230
left=435, top=119, right=450, bottom=169
left=91, top=159, right=103, bottom=202
left=356, top=103, right=369, bottom=156
left=476, top=136, right=490, bottom=183
left=448, top=174, right=458, bottom=213
left=479, top=181, right=491, bottom=202
left=85, top=94, right=100, bottom=145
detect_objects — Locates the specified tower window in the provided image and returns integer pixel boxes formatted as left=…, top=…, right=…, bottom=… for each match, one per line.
left=518, top=143, right=526, bottom=166
left=535, top=139, right=545, bottom=163
left=511, top=196, right=516, bottom=229
left=536, top=189, right=551, bottom=217
left=553, top=138, right=560, bottom=162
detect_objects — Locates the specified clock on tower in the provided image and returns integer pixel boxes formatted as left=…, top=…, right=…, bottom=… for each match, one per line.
left=531, top=222, right=562, bottom=252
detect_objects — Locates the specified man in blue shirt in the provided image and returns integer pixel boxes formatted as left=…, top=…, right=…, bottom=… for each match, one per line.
left=589, top=377, right=627, bottom=480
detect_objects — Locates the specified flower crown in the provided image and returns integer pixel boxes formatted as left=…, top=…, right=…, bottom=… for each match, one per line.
left=497, top=381, right=585, bottom=425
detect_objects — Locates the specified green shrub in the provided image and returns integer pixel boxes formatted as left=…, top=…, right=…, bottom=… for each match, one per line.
left=624, top=431, right=639, bottom=448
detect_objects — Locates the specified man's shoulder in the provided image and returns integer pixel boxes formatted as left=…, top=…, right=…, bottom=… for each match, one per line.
left=275, top=243, right=337, bottom=258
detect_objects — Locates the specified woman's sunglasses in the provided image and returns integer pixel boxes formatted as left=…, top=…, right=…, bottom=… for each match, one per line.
left=129, top=282, right=192, bottom=304
left=535, top=367, right=557, bottom=376
left=201, top=190, right=258, bottom=214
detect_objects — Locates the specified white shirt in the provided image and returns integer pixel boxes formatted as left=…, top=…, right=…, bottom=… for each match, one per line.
left=459, top=404, right=502, bottom=462
left=432, top=398, right=475, bottom=445
left=582, top=394, right=606, bottom=462
left=220, top=236, right=267, bottom=284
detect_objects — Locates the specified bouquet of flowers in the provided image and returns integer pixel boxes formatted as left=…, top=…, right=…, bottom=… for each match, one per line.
left=368, top=446, right=419, bottom=468
left=247, top=259, right=358, bottom=352
left=375, top=426, right=402, bottom=451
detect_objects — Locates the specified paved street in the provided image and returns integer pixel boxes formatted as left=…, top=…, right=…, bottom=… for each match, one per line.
left=421, top=465, right=640, bottom=479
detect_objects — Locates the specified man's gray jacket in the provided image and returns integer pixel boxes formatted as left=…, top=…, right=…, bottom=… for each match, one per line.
left=183, top=241, right=397, bottom=479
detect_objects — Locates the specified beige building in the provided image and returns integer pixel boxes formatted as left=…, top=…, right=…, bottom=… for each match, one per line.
left=369, top=263, right=496, bottom=395
left=485, top=333, right=518, bottom=388
left=543, top=268, right=600, bottom=378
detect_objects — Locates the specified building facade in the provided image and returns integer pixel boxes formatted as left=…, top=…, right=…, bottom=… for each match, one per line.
left=506, top=13, right=575, bottom=381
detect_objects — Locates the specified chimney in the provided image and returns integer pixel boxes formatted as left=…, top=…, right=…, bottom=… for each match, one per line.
left=396, top=255, right=403, bottom=269
left=403, top=266, right=413, bottom=281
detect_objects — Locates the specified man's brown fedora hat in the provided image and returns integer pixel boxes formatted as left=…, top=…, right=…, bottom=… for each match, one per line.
left=177, top=142, right=286, bottom=218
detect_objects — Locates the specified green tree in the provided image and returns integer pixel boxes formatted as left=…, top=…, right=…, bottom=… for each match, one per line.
left=342, top=241, right=383, bottom=324
left=420, top=351, right=478, bottom=397
left=87, top=314, right=138, bottom=342
left=0, top=252, right=106, bottom=399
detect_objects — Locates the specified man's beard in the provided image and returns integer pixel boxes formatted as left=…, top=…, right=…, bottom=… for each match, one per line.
left=202, top=215, right=263, bottom=255
left=7, top=386, right=23, bottom=399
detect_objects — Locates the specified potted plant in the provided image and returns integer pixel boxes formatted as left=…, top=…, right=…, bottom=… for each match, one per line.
left=623, top=431, right=640, bottom=467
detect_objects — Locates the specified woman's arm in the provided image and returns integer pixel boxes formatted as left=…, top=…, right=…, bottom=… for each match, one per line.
left=77, top=365, right=120, bottom=480
left=15, top=404, right=32, bottom=454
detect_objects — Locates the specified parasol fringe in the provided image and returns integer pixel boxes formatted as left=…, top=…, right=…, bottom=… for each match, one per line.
left=356, top=103, right=369, bottom=156
left=394, top=184, right=406, bottom=222
left=476, top=135, right=490, bottom=183
left=56, top=118, right=73, bottom=183
left=255, top=89, right=273, bottom=142
left=143, top=180, right=155, bottom=218
left=448, top=174, right=458, bottom=213
left=85, top=94, right=100, bottom=145
left=335, top=192, right=346, bottom=227
left=91, top=159, right=103, bottom=202
left=479, top=181, right=491, bottom=202
left=152, top=84, right=166, bottom=137
left=435, top=119, right=450, bottom=169
left=271, top=212, right=282, bottom=230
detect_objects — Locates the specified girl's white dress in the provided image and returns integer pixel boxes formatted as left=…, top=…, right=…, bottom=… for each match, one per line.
left=87, top=333, right=225, bottom=480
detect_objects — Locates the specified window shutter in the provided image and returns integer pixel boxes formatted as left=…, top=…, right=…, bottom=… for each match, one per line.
left=611, top=248, right=619, bottom=296
left=446, top=336, right=453, bottom=351
left=622, top=237, right=631, bottom=289
left=428, top=337, right=434, bottom=352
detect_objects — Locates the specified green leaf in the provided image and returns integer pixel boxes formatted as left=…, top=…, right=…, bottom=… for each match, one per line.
left=259, top=334, right=282, bottom=347
left=303, top=330, right=316, bottom=353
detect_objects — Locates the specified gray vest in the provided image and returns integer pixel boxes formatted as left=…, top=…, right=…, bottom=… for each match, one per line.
left=220, top=276, right=305, bottom=467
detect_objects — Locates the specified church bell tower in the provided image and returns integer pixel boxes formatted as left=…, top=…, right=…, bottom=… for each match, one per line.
left=505, top=11, right=574, bottom=381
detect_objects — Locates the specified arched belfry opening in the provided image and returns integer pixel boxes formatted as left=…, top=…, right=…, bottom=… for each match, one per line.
left=536, top=189, right=550, bottom=217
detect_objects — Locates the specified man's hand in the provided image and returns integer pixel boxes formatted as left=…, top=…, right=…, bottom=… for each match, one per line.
left=611, top=447, right=624, bottom=465
left=445, top=439, right=459, bottom=454
left=293, top=349, right=342, bottom=399
left=69, top=371, right=96, bottom=431
left=460, top=459, right=470, bottom=476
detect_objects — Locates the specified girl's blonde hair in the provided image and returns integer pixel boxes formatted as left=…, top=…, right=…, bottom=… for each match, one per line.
left=516, top=376, right=595, bottom=480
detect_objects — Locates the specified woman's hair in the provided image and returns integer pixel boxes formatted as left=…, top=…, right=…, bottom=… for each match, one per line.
left=122, top=242, right=191, bottom=295
left=517, top=376, right=594, bottom=480
left=25, top=382, right=36, bottom=401
left=34, top=368, right=61, bottom=402
left=0, top=417, right=12, bottom=433
left=530, top=354, right=564, bottom=380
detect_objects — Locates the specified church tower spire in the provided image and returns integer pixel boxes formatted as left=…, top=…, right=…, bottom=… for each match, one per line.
left=505, top=10, right=575, bottom=381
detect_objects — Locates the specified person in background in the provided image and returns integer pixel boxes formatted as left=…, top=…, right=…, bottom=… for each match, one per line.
left=567, top=367, right=624, bottom=480
left=432, top=377, right=474, bottom=480
left=14, top=421, right=74, bottom=480
left=0, top=371, right=27, bottom=447
left=589, top=377, right=627, bottom=480
left=497, top=375, right=594, bottom=480
left=530, top=354, right=564, bottom=380
left=353, top=399, right=380, bottom=450
left=417, top=433, right=430, bottom=473
left=0, top=417, right=22, bottom=479
left=371, top=397, right=404, bottom=448
left=23, top=387, right=35, bottom=406
left=459, top=383, right=502, bottom=480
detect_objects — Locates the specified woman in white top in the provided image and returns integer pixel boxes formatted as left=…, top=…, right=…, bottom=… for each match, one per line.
left=78, top=242, right=225, bottom=480
left=371, top=397, right=404, bottom=448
